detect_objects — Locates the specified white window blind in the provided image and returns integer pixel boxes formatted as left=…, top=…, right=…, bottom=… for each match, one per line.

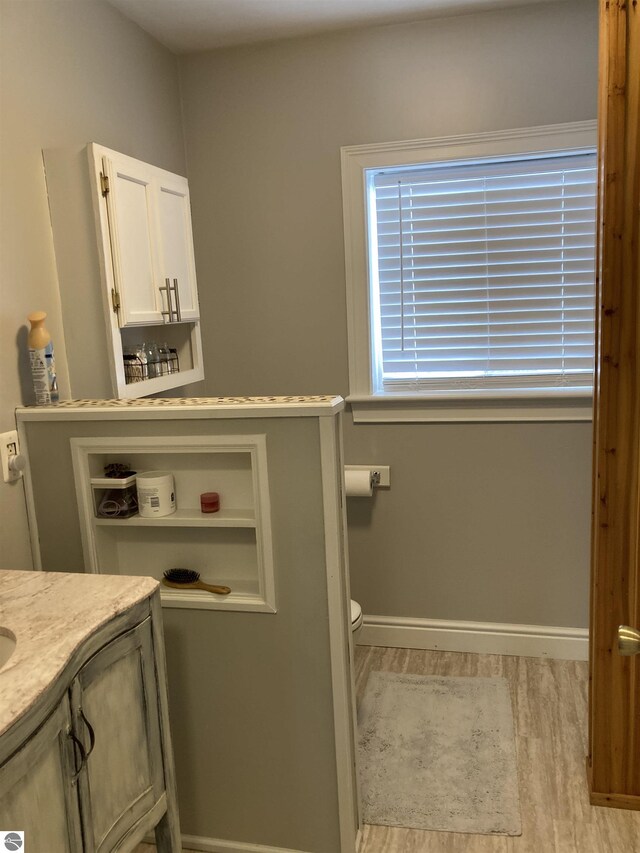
left=367, top=151, right=597, bottom=394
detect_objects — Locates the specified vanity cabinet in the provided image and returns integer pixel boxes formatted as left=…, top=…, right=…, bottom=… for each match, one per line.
left=0, top=585, right=180, bottom=853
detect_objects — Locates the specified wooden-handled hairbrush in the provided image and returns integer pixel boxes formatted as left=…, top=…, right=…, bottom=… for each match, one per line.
left=162, top=568, right=231, bottom=595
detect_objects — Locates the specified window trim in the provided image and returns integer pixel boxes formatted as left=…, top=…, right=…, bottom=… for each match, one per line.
left=341, top=121, right=598, bottom=423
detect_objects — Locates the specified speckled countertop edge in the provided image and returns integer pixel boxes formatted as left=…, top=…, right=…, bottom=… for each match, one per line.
left=19, top=394, right=343, bottom=409
left=15, top=395, right=345, bottom=421
left=0, top=570, right=158, bottom=737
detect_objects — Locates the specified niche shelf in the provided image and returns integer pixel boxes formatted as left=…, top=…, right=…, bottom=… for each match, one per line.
left=71, top=435, right=275, bottom=613
left=93, top=508, right=257, bottom=528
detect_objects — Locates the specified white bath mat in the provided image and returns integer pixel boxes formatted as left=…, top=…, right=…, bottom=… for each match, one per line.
left=358, top=672, right=522, bottom=835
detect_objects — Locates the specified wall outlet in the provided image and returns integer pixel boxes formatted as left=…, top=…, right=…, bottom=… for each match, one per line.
left=1, top=430, right=25, bottom=483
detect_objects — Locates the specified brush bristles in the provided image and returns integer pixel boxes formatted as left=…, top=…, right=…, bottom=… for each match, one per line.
left=163, top=568, right=200, bottom=584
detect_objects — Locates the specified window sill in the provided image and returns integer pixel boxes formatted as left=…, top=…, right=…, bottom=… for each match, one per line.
left=347, top=393, right=594, bottom=424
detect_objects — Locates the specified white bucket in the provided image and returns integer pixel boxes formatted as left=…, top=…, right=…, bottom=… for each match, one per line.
left=136, top=471, right=176, bottom=517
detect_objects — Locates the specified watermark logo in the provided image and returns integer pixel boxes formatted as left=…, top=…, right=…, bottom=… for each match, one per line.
left=2, top=832, right=23, bottom=851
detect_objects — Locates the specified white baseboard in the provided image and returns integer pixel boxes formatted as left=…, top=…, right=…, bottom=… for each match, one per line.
left=176, top=834, right=311, bottom=853
left=358, top=615, right=589, bottom=661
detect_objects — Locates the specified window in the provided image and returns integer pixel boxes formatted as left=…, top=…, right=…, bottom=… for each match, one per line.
left=341, top=122, right=598, bottom=422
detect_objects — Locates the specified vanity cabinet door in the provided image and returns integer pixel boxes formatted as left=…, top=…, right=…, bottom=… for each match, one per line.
left=0, top=696, right=83, bottom=852
left=73, top=617, right=165, bottom=853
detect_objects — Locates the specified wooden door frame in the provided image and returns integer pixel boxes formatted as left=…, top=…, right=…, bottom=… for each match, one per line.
left=588, top=0, right=640, bottom=809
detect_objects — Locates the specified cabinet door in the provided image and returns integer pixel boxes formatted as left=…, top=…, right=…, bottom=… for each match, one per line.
left=73, top=618, right=165, bottom=853
left=0, top=697, right=83, bottom=852
left=102, top=153, right=165, bottom=326
left=154, top=171, right=200, bottom=321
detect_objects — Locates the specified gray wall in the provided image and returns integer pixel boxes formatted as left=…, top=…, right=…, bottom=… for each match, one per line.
left=1, top=0, right=599, bottom=628
left=179, top=0, right=598, bottom=628
left=0, top=0, right=187, bottom=568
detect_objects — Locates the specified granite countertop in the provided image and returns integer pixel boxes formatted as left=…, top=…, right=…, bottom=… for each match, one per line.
left=0, top=570, right=158, bottom=737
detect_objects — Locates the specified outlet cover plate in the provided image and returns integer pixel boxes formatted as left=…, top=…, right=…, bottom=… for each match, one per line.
left=1, top=430, right=22, bottom=483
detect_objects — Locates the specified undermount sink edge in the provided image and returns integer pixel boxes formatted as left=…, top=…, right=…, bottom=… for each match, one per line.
left=0, top=629, right=16, bottom=670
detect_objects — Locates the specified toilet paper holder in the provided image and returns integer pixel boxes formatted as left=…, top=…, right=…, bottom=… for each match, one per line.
left=344, top=465, right=390, bottom=489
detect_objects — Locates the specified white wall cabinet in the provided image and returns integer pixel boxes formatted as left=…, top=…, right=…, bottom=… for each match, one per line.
left=91, top=143, right=204, bottom=397
left=0, top=595, right=180, bottom=852
left=43, top=144, right=205, bottom=399
left=99, top=147, right=200, bottom=328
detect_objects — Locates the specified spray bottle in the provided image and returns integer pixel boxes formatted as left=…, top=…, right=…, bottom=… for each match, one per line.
left=27, top=311, right=58, bottom=404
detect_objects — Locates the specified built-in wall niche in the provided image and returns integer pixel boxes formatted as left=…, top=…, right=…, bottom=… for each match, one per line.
left=71, top=435, right=275, bottom=613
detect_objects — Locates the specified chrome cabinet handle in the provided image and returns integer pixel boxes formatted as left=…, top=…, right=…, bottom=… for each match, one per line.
left=159, top=278, right=181, bottom=322
left=159, top=278, right=173, bottom=322
left=68, top=727, right=87, bottom=780
left=172, top=278, right=182, bottom=322
left=79, top=707, right=95, bottom=757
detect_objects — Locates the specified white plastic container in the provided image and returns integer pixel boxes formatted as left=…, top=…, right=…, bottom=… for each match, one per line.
left=136, top=471, right=176, bottom=517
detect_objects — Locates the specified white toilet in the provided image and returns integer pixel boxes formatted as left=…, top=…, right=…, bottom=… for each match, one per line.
left=350, top=599, right=363, bottom=638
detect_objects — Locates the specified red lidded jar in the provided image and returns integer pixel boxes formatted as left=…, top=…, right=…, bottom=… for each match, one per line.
left=200, top=492, right=220, bottom=513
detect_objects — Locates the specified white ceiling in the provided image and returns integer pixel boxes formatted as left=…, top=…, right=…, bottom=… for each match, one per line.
left=107, top=0, right=562, bottom=54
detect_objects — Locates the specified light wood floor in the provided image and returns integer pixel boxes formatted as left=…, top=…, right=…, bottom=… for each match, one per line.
left=136, top=646, right=640, bottom=853
left=356, top=645, right=640, bottom=853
